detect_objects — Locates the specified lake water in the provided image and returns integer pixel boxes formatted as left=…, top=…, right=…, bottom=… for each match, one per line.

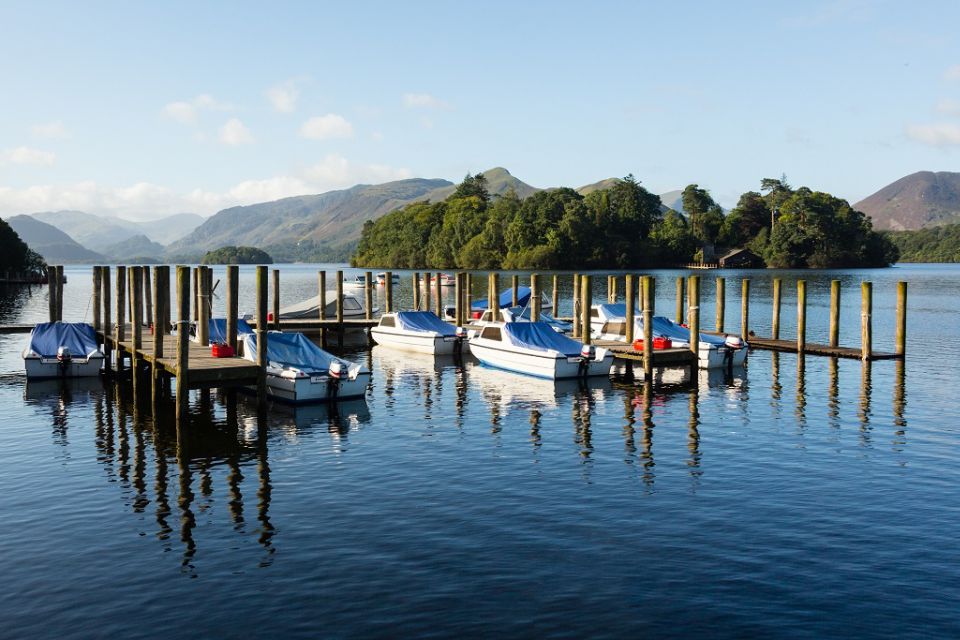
left=1, top=264, right=958, bottom=638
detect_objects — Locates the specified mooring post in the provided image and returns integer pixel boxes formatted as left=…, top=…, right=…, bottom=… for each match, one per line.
left=162, top=266, right=171, bottom=335
left=572, top=273, right=581, bottom=337
left=488, top=272, right=499, bottom=313
left=365, top=271, right=373, bottom=320
left=197, top=267, right=209, bottom=347
left=531, top=273, right=541, bottom=321
left=424, top=272, right=433, bottom=312
left=47, top=266, right=56, bottom=322
left=466, top=273, right=473, bottom=315
left=385, top=271, right=394, bottom=314
left=115, top=266, right=127, bottom=371
left=128, top=265, right=136, bottom=327
left=143, top=266, right=153, bottom=331
left=861, top=281, right=872, bottom=361
left=642, top=276, right=654, bottom=379
left=511, top=275, right=519, bottom=307
left=552, top=274, right=559, bottom=314
left=741, top=279, right=750, bottom=341
left=92, top=266, right=102, bottom=332
left=271, top=268, right=280, bottom=331
left=175, top=266, right=190, bottom=426
left=715, top=276, right=725, bottom=333
left=896, top=281, right=907, bottom=356
left=675, top=276, right=685, bottom=324
left=688, top=276, right=700, bottom=357
left=152, top=266, right=164, bottom=401
left=580, top=275, right=592, bottom=345
left=226, top=265, right=238, bottom=352
left=454, top=272, right=463, bottom=325
left=625, top=274, right=635, bottom=343
left=336, top=268, right=344, bottom=325
left=55, top=265, right=64, bottom=321
left=318, top=271, right=327, bottom=348
left=192, top=267, right=200, bottom=324
left=413, top=272, right=421, bottom=310
left=256, top=266, right=268, bottom=409
left=772, top=278, right=782, bottom=340
left=610, top=275, right=618, bottom=303
left=435, top=272, right=442, bottom=317
left=102, top=266, right=112, bottom=373
left=797, top=280, right=807, bottom=354
left=829, top=280, right=841, bottom=348
left=131, top=267, right=143, bottom=384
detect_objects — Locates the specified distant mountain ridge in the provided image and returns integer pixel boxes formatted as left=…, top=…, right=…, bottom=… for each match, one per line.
left=30, top=210, right=203, bottom=249
left=855, top=171, right=960, bottom=230
left=7, top=215, right=106, bottom=263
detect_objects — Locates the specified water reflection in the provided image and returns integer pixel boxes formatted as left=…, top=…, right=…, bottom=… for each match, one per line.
left=893, top=360, right=907, bottom=454
left=796, top=354, right=807, bottom=431
left=828, top=358, right=840, bottom=432
left=860, top=360, right=873, bottom=448
left=687, top=386, right=702, bottom=485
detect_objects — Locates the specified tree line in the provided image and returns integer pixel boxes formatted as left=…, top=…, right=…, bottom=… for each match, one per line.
left=0, top=218, right=45, bottom=276
left=351, top=174, right=898, bottom=269
left=885, top=224, right=960, bottom=262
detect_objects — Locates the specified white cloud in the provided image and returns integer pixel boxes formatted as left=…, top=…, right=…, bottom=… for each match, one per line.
left=266, top=81, right=300, bottom=113
left=0, top=154, right=413, bottom=220
left=944, top=65, right=960, bottom=81
left=1, top=146, right=56, bottom=166
left=402, top=93, right=450, bottom=110
left=219, top=118, right=255, bottom=145
left=300, top=114, right=353, bottom=140
left=906, top=122, right=960, bottom=146
left=31, top=121, right=69, bottom=139
left=162, top=94, right=234, bottom=125
left=936, top=99, right=960, bottom=115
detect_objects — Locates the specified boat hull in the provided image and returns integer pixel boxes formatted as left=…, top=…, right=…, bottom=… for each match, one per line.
left=467, top=341, right=612, bottom=380
left=23, top=354, right=103, bottom=379
left=370, top=328, right=462, bottom=355
left=263, top=371, right=371, bottom=404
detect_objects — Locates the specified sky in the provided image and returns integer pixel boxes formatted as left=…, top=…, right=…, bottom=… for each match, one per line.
left=0, top=0, right=958, bottom=221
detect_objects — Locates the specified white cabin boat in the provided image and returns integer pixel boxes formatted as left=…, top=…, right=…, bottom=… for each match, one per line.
left=244, top=291, right=376, bottom=322
left=467, top=306, right=572, bottom=333
left=376, top=272, right=401, bottom=286
left=23, top=322, right=104, bottom=379
left=467, top=321, right=612, bottom=380
left=371, top=311, right=465, bottom=355
left=241, top=331, right=370, bottom=403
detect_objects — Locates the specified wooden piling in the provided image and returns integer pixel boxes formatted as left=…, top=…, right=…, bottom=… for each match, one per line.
left=115, top=266, right=126, bottom=370
left=424, top=272, right=433, bottom=312
left=511, top=275, right=519, bottom=307
left=152, top=266, right=164, bottom=400
left=413, top=272, right=421, bottom=310
left=829, top=280, right=841, bottom=348
left=92, top=266, right=102, bottom=332
left=625, top=274, right=635, bottom=344
left=642, top=276, right=654, bottom=378
left=198, top=267, right=210, bottom=347
left=552, top=274, right=559, bottom=314
left=192, top=267, right=200, bottom=323
left=611, top=275, right=619, bottom=303
left=128, top=265, right=136, bottom=327
left=896, top=281, right=907, bottom=356
left=741, top=279, right=750, bottom=341
left=143, top=266, right=152, bottom=332
left=102, top=266, right=112, bottom=372
left=531, top=273, right=541, bottom=321
left=175, top=266, right=190, bottom=425
left=772, top=278, right=782, bottom=340
left=365, top=271, right=373, bottom=320
left=131, top=267, right=143, bottom=380
left=272, top=268, right=280, bottom=331
left=454, top=272, right=463, bottom=325
left=256, top=266, right=268, bottom=408
left=435, top=272, right=442, bottom=317
left=715, top=276, right=725, bottom=333
left=385, top=271, right=394, bottom=314
left=336, top=270, right=344, bottom=324
left=580, top=275, right=592, bottom=345
left=797, top=280, right=807, bottom=353
left=161, top=266, right=170, bottom=336
left=488, top=272, right=499, bottom=313
left=47, top=266, right=56, bottom=322
left=688, top=276, right=700, bottom=357
left=675, top=276, right=685, bottom=324
left=55, top=265, right=63, bottom=321
left=318, top=271, right=327, bottom=348
left=226, top=265, right=239, bottom=352
left=572, top=273, right=581, bottom=337
left=861, top=281, right=872, bottom=361
left=466, top=273, right=473, bottom=314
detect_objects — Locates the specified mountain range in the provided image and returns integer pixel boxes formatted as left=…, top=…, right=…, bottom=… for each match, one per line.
left=854, top=171, right=960, bottom=231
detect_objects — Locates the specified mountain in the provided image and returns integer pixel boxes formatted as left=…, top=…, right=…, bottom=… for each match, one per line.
left=426, top=167, right=540, bottom=201
left=577, top=178, right=620, bottom=196
left=166, top=178, right=453, bottom=261
left=658, top=189, right=685, bottom=213
left=7, top=215, right=105, bottom=263
left=855, top=171, right=960, bottom=231
left=29, top=210, right=203, bottom=250
left=103, top=234, right=166, bottom=261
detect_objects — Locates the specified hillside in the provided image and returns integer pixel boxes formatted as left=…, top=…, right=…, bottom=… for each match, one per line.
left=855, top=171, right=960, bottom=230
left=7, top=215, right=105, bottom=263
left=166, top=178, right=453, bottom=261
left=30, top=210, right=203, bottom=250
left=576, top=178, right=620, bottom=196
left=886, top=224, right=960, bottom=262
left=425, top=167, right=540, bottom=201
left=658, top=189, right=685, bottom=213
left=103, top=234, right=166, bottom=261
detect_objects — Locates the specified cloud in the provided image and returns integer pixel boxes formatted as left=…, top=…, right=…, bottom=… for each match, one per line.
left=936, top=99, right=960, bottom=116
left=1, top=146, right=56, bottom=166
left=162, top=94, right=234, bottom=124
left=219, top=118, right=254, bottom=145
left=31, top=121, right=69, bottom=139
left=300, top=114, right=353, bottom=140
left=945, top=65, right=960, bottom=81
left=906, top=122, right=960, bottom=146
left=266, top=81, right=300, bottom=113
left=0, top=154, right=412, bottom=220
left=402, top=93, right=450, bottom=110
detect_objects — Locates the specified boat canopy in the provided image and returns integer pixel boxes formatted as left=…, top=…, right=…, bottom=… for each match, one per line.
left=396, top=311, right=456, bottom=336
left=598, top=303, right=629, bottom=318
left=472, top=287, right=534, bottom=310
left=273, top=292, right=365, bottom=319
left=647, top=316, right=728, bottom=346
left=503, top=322, right=583, bottom=357
left=243, top=332, right=349, bottom=375
left=208, top=318, right=255, bottom=343
left=503, top=306, right=573, bottom=332
left=28, top=322, right=99, bottom=357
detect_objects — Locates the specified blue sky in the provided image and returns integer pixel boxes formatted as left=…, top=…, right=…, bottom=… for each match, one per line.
left=1, top=0, right=958, bottom=220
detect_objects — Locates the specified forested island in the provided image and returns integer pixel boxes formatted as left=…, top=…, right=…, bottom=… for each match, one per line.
left=352, top=174, right=898, bottom=269
left=886, top=224, right=960, bottom=262
left=0, top=217, right=46, bottom=277
left=201, top=246, right=273, bottom=265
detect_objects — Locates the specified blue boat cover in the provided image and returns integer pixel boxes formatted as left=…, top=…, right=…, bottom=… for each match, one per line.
left=208, top=318, right=255, bottom=344
left=28, top=322, right=99, bottom=357
left=648, top=316, right=727, bottom=346
left=503, top=322, right=583, bottom=357
left=504, top=306, right=573, bottom=332
left=471, top=286, right=533, bottom=310
left=396, top=311, right=456, bottom=336
left=598, top=303, right=629, bottom=318
left=244, top=332, right=349, bottom=374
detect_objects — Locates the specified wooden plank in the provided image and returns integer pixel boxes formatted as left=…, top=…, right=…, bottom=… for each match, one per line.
left=0, top=324, right=35, bottom=333
left=748, top=336, right=901, bottom=361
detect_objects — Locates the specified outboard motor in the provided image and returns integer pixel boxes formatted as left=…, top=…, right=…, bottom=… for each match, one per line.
left=724, top=335, right=743, bottom=349
left=578, top=344, right=595, bottom=377
left=327, top=361, right=344, bottom=398
left=57, top=346, right=72, bottom=376
left=454, top=326, right=466, bottom=356
left=723, top=335, right=741, bottom=373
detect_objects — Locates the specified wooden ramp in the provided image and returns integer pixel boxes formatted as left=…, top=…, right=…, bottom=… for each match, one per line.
left=748, top=336, right=902, bottom=361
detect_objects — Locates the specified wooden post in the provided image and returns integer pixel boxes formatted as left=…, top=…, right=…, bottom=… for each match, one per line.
left=688, top=276, right=700, bottom=356
left=161, top=266, right=170, bottom=336
left=454, top=272, right=463, bottom=325
left=318, top=271, right=327, bottom=348
left=131, top=267, right=143, bottom=381
left=197, top=267, right=210, bottom=347
left=226, top=265, right=239, bottom=352
left=580, top=275, right=592, bottom=345
left=715, top=276, right=725, bottom=333
left=511, top=275, right=519, bottom=307
left=256, top=266, right=268, bottom=408
left=531, top=273, right=541, bottom=321
left=143, top=266, right=153, bottom=332
left=609, top=275, right=618, bottom=303
left=797, top=280, right=807, bottom=353
left=385, top=271, right=394, bottom=314
left=128, top=265, right=136, bottom=327
left=272, top=269, right=280, bottom=331
left=102, top=266, right=112, bottom=372
left=625, top=274, right=635, bottom=344
left=829, top=280, right=841, bottom=348
left=55, top=265, right=64, bottom=321
left=115, top=266, right=126, bottom=371
left=572, top=273, right=581, bottom=337
left=424, top=273, right=433, bottom=313
left=772, top=278, right=782, bottom=340
left=435, top=272, right=442, bottom=317
left=47, top=265, right=56, bottom=322
left=642, top=276, right=654, bottom=379
left=896, top=281, right=907, bottom=356
left=488, top=272, right=499, bottom=313
left=365, top=271, right=373, bottom=320
left=336, top=270, right=344, bottom=324
left=92, top=266, right=102, bottom=332
left=175, top=266, right=190, bottom=426
left=740, top=279, right=750, bottom=341
left=466, top=273, right=473, bottom=316
left=152, top=266, right=163, bottom=399
left=192, top=267, right=200, bottom=323
left=412, top=272, right=421, bottom=310
left=551, top=274, right=559, bottom=315
left=861, top=281, right=872, bottom=361
left=675, top=276, right=685, bottom=324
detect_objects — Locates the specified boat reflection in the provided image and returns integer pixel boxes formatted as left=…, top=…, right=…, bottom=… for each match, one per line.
left=467, top=361, right=612, bottom=412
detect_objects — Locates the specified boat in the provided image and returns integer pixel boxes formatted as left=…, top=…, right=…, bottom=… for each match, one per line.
left=241, top=331, right=370, bottom=403
left=342, top=274, right=369, bottom=291
left=467, top=305, right=572, bottom=333
left=467, top=321, right=612, bottom=379
left=376, top=272, right=401, bottom=286
left=23, top=322, right=104, bottom=379
left=468, top=286, right=553, bottom=316
left=440, top=273, right=456, bottom=287
left=370, top=311, right=465, bottom=355
left=244, top=290, right=376, bottom=322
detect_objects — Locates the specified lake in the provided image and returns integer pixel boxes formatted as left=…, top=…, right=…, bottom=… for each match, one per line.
left=1, top=264, right=957, bottom=638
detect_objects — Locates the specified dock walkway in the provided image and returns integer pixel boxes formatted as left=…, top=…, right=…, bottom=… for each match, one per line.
left=747, top=337, right=901, bottom=361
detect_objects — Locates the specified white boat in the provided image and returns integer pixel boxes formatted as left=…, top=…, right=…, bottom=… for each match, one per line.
left=244, top=291, right=377, bottom=322
left=376, top=272, right=401, bottom=286
left=467, top=321, right=612, bottom=380
left=466, top=286, right=553, bottom=317
left=342, top=274, right=369, bottom=291
left=466, top=306, right=572, bottom=333
left=23, top=322, right=104, bottom=379
left=370, top=311, right=465, bottom=355
left=241, top=331, right=370, bottom=403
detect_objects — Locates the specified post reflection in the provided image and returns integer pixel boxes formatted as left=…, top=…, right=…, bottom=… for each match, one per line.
left=828, top=357, right=840, bottom=431
left=530, top=409, right=542, bottom=455
left=256, top=423, right=275, bottom=565
left=770, top=352, right=782, bottom=412
left=859, top=360, right=873, bottom=447
left=687, top=386, right=702, bottom=484
left=572, top=386, right=593, bottom=464
left=795, top=354, right=807, bottom=430
left=640, top=383, right=655, bottom=488
left=622, top=390, right=637, bottom=468
left=893, top=360, right=907, bottom=453
left=176, top=433, right=197, bottom=576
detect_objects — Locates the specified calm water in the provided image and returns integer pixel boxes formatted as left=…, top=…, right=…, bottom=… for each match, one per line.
left=1, top=264, right=958, bottom=638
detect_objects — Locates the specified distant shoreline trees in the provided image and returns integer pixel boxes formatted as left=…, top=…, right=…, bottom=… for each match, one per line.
left=201, top=246, right=273, bottom=265
left=0, top=217, right=46, bottom=277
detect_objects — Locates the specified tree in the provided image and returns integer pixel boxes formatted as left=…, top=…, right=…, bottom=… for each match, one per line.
left=452, top=173, right=490, bottom=204
left=681, top=184, right=723, bottom=243
left=722, top=191, right=770, bottom=246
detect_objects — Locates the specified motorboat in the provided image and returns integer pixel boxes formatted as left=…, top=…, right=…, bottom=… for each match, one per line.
left=342, top=274, right=369, bottom=291
left=23, top=322, right=104, bottom=379
left=469, top=286, right=553, bottom=316
left=244, top=290, right=377, bottom=322
left=376, top=272, right=401, bottom=286
left=467, top=321, right=612, bottom=379
left=466, top=305, right=572, bottom=333
left=370, top=310, right=465, bottom=355
left=241, top=331, right=370, bottom=403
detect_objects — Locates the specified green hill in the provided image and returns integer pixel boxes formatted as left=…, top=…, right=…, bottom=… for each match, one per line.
left=7, top=215, right=105, bottom=263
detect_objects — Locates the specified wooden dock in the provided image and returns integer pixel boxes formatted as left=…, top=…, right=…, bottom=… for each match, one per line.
left=747, top=337, right=902, bottom=361
left=0, top=324, right=35, bottom=334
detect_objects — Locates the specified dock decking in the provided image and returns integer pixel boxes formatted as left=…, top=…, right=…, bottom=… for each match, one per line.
left=747, top=337, right=902, bottom=361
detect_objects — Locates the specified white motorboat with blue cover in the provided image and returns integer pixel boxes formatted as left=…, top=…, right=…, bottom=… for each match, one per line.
left=23, top=322, right=104, bottom=379
left=468, top=287, right=553, bottom=315
left=371, top=311, right=465, bottom=355
left=241, top=331, right=370, bottom=403
left=468, top=321, right=612, bottom=379
left=469, top=306, right=572, bottom=333
left=244, top=291, right=376, bottom=322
